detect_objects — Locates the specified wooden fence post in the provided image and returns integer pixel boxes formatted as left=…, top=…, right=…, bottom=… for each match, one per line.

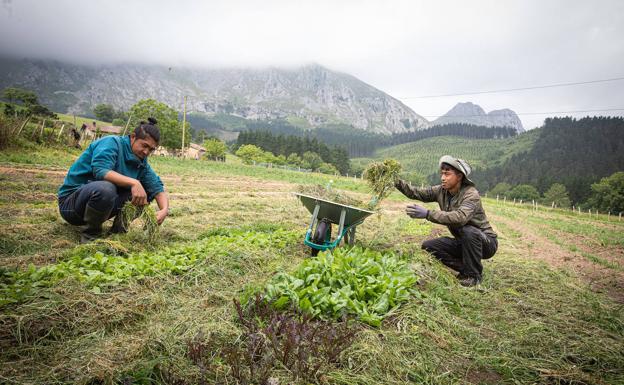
left=57, top=124, right=65, bottom=139
left=15, top=115, right=32, bottom=136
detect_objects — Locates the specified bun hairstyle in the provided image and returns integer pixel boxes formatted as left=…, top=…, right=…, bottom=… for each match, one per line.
left=134, top=117, right=161, bottom=143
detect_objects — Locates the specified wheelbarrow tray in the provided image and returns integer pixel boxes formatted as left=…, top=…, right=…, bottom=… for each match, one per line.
left=294, top=193, right=375, bottom=252
left=294, top=193, right=375, bottom=226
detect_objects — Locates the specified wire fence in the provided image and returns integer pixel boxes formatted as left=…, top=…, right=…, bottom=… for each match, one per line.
left=487, top=193, right=623, bottom=222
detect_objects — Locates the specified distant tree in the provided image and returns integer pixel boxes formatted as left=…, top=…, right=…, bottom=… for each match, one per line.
left=585, top=172, right=624, bottom=213
left=128, top=99, right=188, bottom=149
left=489, top=182, right=512, bottom=198
left=114, top=110, right=128, bottom=121
left=3, top=103, right=15, bottom=117
left=1, top=87, right=38, bottom=105
left=203, top=138, right=228, bottom=161
left=508, top=184, right=540, bottom=202
left=235, top=144, right=265, bottom=164
left=286, top=153, right=302, bottom=166
left=542, top=183, right=571, bottom=208
left=27, top=103, right=56, bottom=118
left=93, top=104, right=115, bottom=122
left=301, top=151, right=323, bottom=171
left=318, top=162, right=339, bottom=175
left=112, top=118, right=125, bottom=127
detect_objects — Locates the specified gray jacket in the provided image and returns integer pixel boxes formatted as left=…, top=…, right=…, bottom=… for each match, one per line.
left=395, top=180, right=497, bottom=238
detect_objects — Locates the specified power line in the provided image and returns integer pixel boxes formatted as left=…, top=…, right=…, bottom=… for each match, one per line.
left=421, top=108, right=624, bottom=119
left=399, top=76, right=624, bottom=99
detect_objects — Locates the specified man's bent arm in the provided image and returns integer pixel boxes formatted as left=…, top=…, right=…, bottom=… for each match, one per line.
left=395, top=179, right=439, bottom=202
left=104, top=170, right=140, bottom=188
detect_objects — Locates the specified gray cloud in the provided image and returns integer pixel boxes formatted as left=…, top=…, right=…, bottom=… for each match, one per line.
left=1, top=0, right=623, bottom=129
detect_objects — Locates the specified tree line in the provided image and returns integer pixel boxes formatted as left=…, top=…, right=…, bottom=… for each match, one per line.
left=235, top=130, right=351, bottom=175
left=191, top=113, right=519, bottom=157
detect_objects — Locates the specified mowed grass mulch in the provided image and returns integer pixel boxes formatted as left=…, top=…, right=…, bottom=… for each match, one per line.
left=0, top=147, right=623, bottom=385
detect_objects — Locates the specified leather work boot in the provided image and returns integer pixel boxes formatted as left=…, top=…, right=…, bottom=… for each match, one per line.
left=81, top=205, right=111, bottom=243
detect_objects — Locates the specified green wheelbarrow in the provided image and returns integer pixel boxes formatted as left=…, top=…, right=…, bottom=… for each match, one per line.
left=294, top=193, right=375, bottom=256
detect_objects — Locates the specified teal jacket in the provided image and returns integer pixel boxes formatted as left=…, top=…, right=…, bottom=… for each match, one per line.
left=58, top=135, right=164, bottom=200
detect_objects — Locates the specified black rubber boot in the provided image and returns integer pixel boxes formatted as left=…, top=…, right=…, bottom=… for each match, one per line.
left=80, top=205, right=111, bottom=243
left=110, top=213, right=129, bottom=234
left=110, top=206, right=143, bottom=234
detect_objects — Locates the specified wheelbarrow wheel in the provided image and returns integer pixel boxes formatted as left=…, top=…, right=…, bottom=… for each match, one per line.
left=311, top=219, right=332, bottom=256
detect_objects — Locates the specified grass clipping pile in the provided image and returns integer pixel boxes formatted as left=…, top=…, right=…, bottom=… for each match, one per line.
left=364, top=159, right=402, bottom=209
left=297, top=183, right=363, bottom=207
left=120, top=202, right=159, bottom=242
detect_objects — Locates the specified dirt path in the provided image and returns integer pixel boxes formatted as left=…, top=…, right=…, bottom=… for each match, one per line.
left=490, top=212, right=624, bottom=303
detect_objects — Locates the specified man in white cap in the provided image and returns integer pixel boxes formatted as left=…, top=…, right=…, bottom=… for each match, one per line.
left=394, top=155, right=498, bottom=286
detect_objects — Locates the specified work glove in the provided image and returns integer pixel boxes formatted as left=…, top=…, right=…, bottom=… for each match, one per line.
left=406, top=204, right=428, bottom=219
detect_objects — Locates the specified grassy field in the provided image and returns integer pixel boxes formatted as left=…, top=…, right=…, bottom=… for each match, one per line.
left=352, top=131, right=540, bottom=178
left=1, top=144, right=623, bottom=385
left=55, top=113, right=112, bottom=129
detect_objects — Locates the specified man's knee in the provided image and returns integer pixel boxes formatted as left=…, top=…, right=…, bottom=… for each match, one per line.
left=88, top=181, right=118, bottom=206
left=457, top=225, right=481, bottom=240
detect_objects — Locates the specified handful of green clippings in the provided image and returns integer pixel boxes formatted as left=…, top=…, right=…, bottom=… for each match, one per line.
left=364, top=159, right=402, bottom=209
left=120, top=202, right=159, bottom=242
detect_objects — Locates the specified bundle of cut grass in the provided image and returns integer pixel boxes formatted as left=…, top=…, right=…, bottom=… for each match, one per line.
left=120, top=202, right=159, bottom=242
left=364, top=159, right=402, bottom=209
left=297, top=184, right=364, bottom=207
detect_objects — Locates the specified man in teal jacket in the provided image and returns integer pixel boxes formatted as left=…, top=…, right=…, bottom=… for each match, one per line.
left=58, top=118, right=169, bottom=243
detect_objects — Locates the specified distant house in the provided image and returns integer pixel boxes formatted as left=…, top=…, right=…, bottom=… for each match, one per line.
left=100, top=125, right=122, bottom=135
left=150, top=143, right=206, bottom=159
left=81, top=122, right=122, bottom=140
left=185, top=143, right=206, bottom=160
left=153, top=146, right=171, bottom=156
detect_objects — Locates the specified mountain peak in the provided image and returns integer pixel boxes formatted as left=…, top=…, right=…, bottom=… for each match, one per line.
left=433, top=102, right=524, bottom=132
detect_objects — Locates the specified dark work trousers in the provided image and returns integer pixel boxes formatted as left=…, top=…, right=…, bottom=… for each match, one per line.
left=58, top=181, right=132, bottom=226
left=421, top=225, right=498, bottom=280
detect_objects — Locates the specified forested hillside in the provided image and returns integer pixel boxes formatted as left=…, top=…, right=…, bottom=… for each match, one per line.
left=352, top=131, right=539, bottom=180
left=472, top=117, right=624, bottom=203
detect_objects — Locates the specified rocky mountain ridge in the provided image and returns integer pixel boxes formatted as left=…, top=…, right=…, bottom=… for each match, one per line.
left=432, top=102, right=524, bottom=132
left=0, top=57, right=429, bottom=134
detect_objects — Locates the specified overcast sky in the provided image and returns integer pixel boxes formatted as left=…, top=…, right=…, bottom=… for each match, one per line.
left=1, top=0, right=623, bottom=129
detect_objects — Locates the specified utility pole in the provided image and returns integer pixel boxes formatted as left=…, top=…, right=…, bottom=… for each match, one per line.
left=181, top=95, right=187, bottom=158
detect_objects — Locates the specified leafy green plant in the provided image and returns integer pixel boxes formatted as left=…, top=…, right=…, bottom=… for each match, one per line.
left=258, top=246, right=417, bottom=327
left=0, top=228, right=299, bottom=306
